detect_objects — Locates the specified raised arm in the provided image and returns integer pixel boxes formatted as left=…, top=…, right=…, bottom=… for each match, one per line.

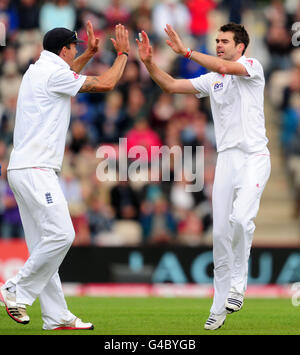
left=71, top=21, right=100, bottom=74
left=164, top=24, right=248, bottom=76
left=79, top=24, right=129, bottom=93
left=136, top=31, right=197, bottom=94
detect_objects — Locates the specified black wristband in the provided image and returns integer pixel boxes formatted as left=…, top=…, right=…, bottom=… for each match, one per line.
left=118, top=51, right=128, bottom=57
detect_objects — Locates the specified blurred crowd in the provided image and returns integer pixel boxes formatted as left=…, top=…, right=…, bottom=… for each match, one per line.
left=0, top=0, right=299, bottom=246
left=266, top=1, right=300, bottom=223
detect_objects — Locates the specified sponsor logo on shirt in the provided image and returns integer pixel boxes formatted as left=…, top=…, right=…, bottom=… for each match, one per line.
left=213, top=81, right=223, bottom=92
left=246, top=59, right=253, bottom=66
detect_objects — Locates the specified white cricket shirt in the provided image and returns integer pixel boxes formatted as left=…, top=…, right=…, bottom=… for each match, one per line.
left=8, top=50, right=86, bottom=172
left=190, top=55, right=268, bottom=153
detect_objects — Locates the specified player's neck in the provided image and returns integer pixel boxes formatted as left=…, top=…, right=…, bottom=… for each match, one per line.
left=232, top=54, right=243, bottom=62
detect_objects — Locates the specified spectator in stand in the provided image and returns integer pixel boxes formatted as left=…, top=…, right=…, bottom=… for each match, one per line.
left=86, top=190, right=115, bottom=244
left=0, top=61, right=18, bottom=147
left=269, top=49, right=300, bottom=159
left=69, top=119, right=89, bottom=154
left=277, top=49, right=300, bottom=218
left=125, top=117, right=163, bottom=163
left=282, top=95, right=300, bottom=218
left=172, top=93, right=206, bottom=122
left=170, top=94, right=213, bottom=148
left=0, top=162, right=23, bottom=239
left=104, top=0, right=130, bottom=30
left=70, top=96, right=90, bottom=126
left=181, top=115, right=214, bottom=157
left=0, top=61, right=22, bottom=108
left=75, top=10, right=106, bottom=60
left=110, top=178, right=140, bottom=221
left=39, top=0, right=76, bottom=33
left=140, top=197, right=177, bottom=245
left=74, top=0, right=107, bottom=34
left=177, top=0, right=214, bottom=79
left=130, top=0, right=154, bottom=40
left=152, top=0, right=190, bottom=42
left=185, top=0, right=215, bottom=49
left=139, top=166, right=172, bottom=207
left=1, top=184, right=24, bottom=238
left=123, top=84, right=147, bottom=129
left=279, top=57, right=300, bottom=157
left=16, top=0, right=40, bottom=31
left=0, top=0, right=18, bottom=36
left=96, top=90, right=126, bottom=144
left=171, top=175, right=212, bottom=227
left=266, top=2, right=300, bottom=223
left=222, top=0, right=244, bottom=24
left=176, top=210, right=203, bottom=245
left=118, top=59, right=142, bottom=102
left=14, top=0, right=41, bottom=68
left=59, top=165, right=91, bottom=245
left=264, top=0, right=293, bottom=77
left=150, top=92, right=175, bottom=138
left=72, top=144, right=99, bottom=184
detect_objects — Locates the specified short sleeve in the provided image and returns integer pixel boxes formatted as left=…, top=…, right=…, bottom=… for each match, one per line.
left=189, top=73, right=211, bottom=98
left=48, top=68, right=87, bottom=97
left=237, top=56, right=264, bottom=82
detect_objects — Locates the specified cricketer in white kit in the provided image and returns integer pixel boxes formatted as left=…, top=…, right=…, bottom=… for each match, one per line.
left=136, top=23, right=271, bottom=330
left=0, top=22, right=130, bottom=330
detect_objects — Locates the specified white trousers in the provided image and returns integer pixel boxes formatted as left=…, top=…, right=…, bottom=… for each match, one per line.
left=210, top=147, right=271, bottom=315
left=6, top=168, right=76, bottom=329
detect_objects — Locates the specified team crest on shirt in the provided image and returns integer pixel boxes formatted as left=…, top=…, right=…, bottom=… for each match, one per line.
left=45, top=192, right=53, bottom=204
left=213, top=81, right=223, bottom=92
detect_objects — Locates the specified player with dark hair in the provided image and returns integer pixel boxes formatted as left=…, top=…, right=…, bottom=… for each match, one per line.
left=0, top=21, right=130, bottom=330
left=136, top=23, right=270, bottom=330
left=218, top=23, right=250, bottom=55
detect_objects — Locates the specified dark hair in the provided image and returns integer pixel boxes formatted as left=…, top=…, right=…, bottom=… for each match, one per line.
left=219, top=23, right=249, bottom=55
left=49, top=43, right=71, bottom=55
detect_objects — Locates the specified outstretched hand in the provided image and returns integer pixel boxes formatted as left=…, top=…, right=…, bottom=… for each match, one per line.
left=110, top=24, right=130, bottom=54
left=164, top=24, right=186, bottom=56
left=86, top=20, right=100, bottom=55
left=136, top=30, right=153, bottom=64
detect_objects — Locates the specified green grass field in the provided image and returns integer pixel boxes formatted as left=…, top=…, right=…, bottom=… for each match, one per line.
left=0, top=297, right=299, bottom=335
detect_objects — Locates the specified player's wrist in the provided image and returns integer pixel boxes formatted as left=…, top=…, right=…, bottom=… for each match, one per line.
left=143, top=59, right=154, bottom=70
left=117, top=51, right=129, bottom=57
left=85, top=47, right=96, bottom=57
left=183, top=48, right=193, bottom=60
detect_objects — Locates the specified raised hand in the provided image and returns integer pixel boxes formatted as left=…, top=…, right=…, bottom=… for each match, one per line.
left=135, top=30, right=153, bottom=64
left=164, top=24, right=186, bottom=56
left=110, top=24, right=130, bottom=54
left=86, top=20, right=100, bottom=55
